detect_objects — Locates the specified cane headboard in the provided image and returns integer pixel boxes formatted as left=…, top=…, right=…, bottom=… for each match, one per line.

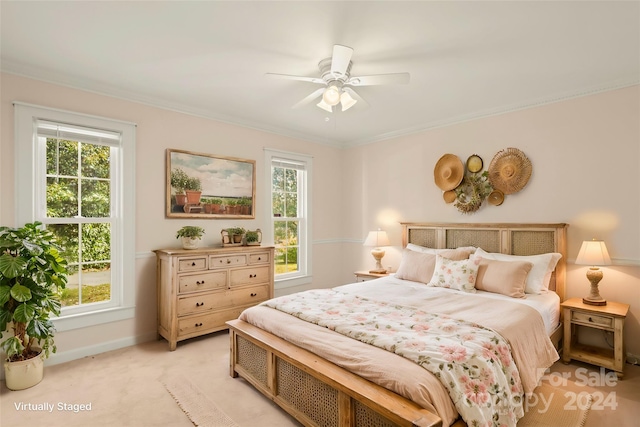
left=401, top=222, right=568, bottom=301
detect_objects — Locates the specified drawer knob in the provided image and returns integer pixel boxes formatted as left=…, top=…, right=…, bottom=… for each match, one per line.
left=191, top=262, right=196, bottom=266
left=250, top=292, right=257, bottom=297
left=196, top=302, right=205, bottom=307
left=196, top=280, right=205, bottom=285
left=258, top=257, right=261, bottom=260
left=249, top=274, right=256, bottom=278
left=588, top=317, right=593, bottom=322
left=227, top=259, right=231, bottom=264
left=195, top=323, right=203, bottom=327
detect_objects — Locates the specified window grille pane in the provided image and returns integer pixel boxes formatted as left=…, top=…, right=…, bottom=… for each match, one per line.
left=272, top=167, right=284, bottom=191
left=47, top=139, right=78, bottom=176
left=82, top=223, right=111, bottom=263
left=285, top=193, right=298, bottom=217
left=285, top=169, right=297, bottom=192
left=81, top=144, right=111, bottom=179
left=47, top=224, right=79, bottom=264
left=46, top=177, right=79, bottom=217
left=81, top=179, right=110, bottom=217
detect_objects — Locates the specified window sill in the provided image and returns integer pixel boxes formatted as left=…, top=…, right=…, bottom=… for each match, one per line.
left=275, top=275, right=312, bottom=290
left=53, top=305, right=135, bottom=332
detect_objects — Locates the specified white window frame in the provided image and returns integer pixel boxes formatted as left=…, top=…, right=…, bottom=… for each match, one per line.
left=14, top=102, right=136, bottom=331
left=264, top=149, right=312, bottom=289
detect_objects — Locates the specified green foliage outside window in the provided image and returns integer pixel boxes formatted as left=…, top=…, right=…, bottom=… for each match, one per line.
left=45, top=139, right=112, bottom=306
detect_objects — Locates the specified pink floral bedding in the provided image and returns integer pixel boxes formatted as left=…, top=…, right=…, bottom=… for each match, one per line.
left=264, top=289, right=524, bottom=427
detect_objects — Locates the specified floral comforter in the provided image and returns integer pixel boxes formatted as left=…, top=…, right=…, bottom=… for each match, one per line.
left=264, top=289, right=525, bottom=427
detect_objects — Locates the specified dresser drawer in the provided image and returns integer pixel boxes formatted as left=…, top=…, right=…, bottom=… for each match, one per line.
left=230, top=265, right=270, bottom=287
left=178, top=257, right=207, bottom=272
left=249, top=251, right=271, bottom=265
left=571, top=311, right=613, bottom=329
left=177, top=307, right=245, bottom=338
left=210, top=254, right=247, bottom=269
left=178, top=291, right=232, bottom=316
left=231, top=284, right=270, bottom=307
left=178, top=271, right=227, bottom=294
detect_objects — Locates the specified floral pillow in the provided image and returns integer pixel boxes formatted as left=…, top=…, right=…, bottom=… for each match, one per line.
left=427, top=254, right=481, bottom=293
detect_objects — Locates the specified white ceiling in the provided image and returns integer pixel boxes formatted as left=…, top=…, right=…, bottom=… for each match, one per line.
left=1, top=1, right=638, bottom=147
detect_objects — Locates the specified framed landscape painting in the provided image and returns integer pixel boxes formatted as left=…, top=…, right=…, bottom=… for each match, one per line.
left=166, top=149, right=256, bottom=219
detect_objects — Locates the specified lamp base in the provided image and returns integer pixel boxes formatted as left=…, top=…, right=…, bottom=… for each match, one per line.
left=583, top=267, right=606, bottom=306
left=369, top=248, right=386, bottom=275
left=582, top=297, right=607, bottom=306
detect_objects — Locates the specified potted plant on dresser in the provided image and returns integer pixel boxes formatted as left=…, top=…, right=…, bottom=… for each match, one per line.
left=0, top=222, right=68, bottom=390
left=176, top=226, right=205, bottom=249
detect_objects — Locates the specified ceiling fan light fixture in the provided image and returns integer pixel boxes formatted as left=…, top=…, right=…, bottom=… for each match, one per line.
left=340, top=91, right=357, bottom=111
left=316, top=99, right=333, bottom=113
left=322, top=84, right=341, bottom=106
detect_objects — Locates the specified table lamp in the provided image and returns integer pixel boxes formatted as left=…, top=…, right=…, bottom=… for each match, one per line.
left=363, top=229, right=390, bottom=274
left=575, top=239, right=611, bottom=306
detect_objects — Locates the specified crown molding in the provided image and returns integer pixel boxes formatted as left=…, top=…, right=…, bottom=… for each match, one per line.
left=3, top=61, right=637, bottom=150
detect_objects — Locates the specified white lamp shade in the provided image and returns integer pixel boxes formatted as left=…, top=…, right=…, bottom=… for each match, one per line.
left=576, top=240, right=612, bottom=266
left=316, top=99, right=333, bottom=112
left=340, top=91, right=357, bottom=111
left=363, top=230, right=390, bottom=247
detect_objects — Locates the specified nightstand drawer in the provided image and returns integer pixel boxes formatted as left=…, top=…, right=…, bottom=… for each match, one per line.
left=571, top=311, right=613, bottom=328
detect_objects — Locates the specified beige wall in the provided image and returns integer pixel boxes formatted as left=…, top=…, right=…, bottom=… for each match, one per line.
left=1, top=73, right=638, bottom=361
left=0, top=73, right=346, bottom=362
left=342, top=86, right=640, bottom=356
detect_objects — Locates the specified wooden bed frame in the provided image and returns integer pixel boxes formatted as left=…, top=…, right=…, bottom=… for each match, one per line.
left=228, top=222, right=568, bottom=427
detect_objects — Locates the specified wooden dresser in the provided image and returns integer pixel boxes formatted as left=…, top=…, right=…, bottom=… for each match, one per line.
left=155, top=246, right=274, bottom=350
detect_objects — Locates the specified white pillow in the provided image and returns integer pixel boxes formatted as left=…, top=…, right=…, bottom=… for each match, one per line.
left=427, top=254, right=481, bottom=293
left=474, top=247, right=562, bottom=294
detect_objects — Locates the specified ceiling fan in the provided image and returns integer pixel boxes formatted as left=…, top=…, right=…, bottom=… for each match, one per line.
left=266, top=45, right=410, bottom=113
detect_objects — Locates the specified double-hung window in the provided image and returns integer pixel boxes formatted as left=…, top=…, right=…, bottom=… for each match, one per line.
left=14, top=103, right=136, bottom=331
left=264, top=149, right=312, bottom=288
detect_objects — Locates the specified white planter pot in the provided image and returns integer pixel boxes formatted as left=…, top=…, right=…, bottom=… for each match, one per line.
left=181, top=236, right=200, bottom=250
left=4, top=352, right=44, bottom=390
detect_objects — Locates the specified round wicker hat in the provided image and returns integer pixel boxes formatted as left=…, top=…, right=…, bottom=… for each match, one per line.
left=488, top=148, right=532, bottom=194
left=434, top=154, right=464, bottom=191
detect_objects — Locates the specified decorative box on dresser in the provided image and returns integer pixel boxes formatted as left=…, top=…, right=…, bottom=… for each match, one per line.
left=155, top=246, right=274, bottom=350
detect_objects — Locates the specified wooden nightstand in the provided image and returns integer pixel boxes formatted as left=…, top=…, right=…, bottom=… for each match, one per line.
left=354, top=271, right=389, bottom=282
left=561, top=297, right=629, bottom=378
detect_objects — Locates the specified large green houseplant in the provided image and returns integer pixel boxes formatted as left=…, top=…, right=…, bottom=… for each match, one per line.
left=0, top=222, right=68, bottom=389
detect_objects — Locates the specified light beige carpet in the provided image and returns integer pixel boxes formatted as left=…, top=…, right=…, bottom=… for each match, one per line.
left=163, top=377, right=239, bottom=427
left=518, top=383, right=592, bottom=427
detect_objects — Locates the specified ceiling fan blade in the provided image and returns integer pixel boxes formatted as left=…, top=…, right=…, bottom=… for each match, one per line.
left=292, top=88, right=325, bottom=109
left=343, top=87, right=368, bottom=108
left=331, top=45, right=353, bottom=77
left=265, top=73, right=325, bottom=85
left=346, top=72, right=410, bottom=86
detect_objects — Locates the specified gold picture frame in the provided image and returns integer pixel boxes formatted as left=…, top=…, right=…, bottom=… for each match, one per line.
left=166, top=149, right=256, bottom=219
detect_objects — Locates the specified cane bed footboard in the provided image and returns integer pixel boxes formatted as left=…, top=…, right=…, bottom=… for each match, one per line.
left=228, top=319, right=445, bottom=427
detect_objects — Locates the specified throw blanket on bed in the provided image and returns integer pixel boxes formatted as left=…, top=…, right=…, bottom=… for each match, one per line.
left=264, top=289, right=525, bottom=427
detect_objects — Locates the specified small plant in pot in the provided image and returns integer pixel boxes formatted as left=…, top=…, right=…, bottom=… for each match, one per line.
left=176, top=226, right=205, bottom=250
left=225, top=227, right=246, bottom=244
left=245, top=229, right=262, bottom=246
left=0, top=222, right=68, bottom=390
